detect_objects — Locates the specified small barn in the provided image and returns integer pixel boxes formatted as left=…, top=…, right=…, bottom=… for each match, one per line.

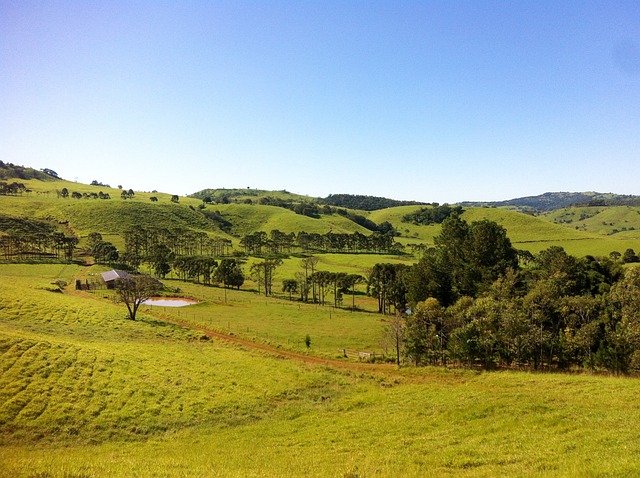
left=101, top=270, right=132, bottom=289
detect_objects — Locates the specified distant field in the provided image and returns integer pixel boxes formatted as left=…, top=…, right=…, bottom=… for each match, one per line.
left=3, top=264, right=640, bottom=477
left=543, top=205, right=640, bottom=235
left=3, top=177, right=638, bottom=260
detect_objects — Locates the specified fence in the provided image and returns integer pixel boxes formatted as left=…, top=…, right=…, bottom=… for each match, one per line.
left=75, top=279, right=107, bottom=291
left=340, top=349, right=385, bottom=362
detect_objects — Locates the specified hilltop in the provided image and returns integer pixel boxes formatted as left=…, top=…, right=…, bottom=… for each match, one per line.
left=460, top=191, right=640, bottom=211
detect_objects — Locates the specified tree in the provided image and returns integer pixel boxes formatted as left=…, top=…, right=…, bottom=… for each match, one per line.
left=216, top=258, right=245, bottom=302
left=42, top=168, right=59, bottom=178
left=404, top=298, right=447, bottom=365
left=623, top=248, right=639, bottom=264
left=380, top=313, right=405, bottom=366
left=343, top=274, right=364, bottom=311
left=368, top=263, right=408, bottom=314
left=115, top=274, right=161, bottom=321
left=87, top=232, right=103, bottom=250
left=300, top=255, right=319, bottom=302
left=249, top=258, right=282, bottom=296
left=91, top=240, right=119, bottom=264
left=149, top=243, right=174, bottom=278
left=282, top=279, right=298, bottom=301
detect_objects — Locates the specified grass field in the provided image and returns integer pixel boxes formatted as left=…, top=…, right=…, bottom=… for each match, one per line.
left=3, top=176, right=640, bottom=476
left=3, top=264, right=640, bottom=477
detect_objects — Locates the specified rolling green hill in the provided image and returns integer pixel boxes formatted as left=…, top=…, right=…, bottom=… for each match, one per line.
left=2, top=171, right=639, bottom=260
left=542, top=205, right=640, bottom=236
left=4, top=263, right=640, bottom=476
left=211, top=203, right=371, bottom=237
left=367, top=204, right=640, bottom=257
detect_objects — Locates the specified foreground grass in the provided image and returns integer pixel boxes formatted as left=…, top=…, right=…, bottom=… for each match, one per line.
left=3, top=264, right=640, bottom=477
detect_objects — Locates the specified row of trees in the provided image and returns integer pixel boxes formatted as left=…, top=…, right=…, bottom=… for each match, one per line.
left=0, top=181, right=28, bottom=195
left=322, top=193, right=427, bottom=211
left=281, top=270, right=364, bottom=308
left=121, top=227, right=233, bottom=271
left=240, top=230, right=400, bottom=256
left=172, top=256, right=244, bottom=290
left=56, top=188, right=111, bottom=200
left=0, top=215, right=78, bottom=261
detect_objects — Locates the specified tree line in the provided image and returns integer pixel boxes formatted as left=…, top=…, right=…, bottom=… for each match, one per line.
left=322, top=193, right=427, bottom=211
left=89, top=227, right=232, bottom=269
left=0, top=181, right=29, bottom=196
left=0, top=215, right=78, bottom=261
left=240, top=230, right=401, bottom=255
left=56, top=187, right=111, bottom=200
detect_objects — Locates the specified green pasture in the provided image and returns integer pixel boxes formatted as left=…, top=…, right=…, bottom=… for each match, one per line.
left=4, top=265, right=640, bottom=476
left=150, top=278, right=387, bottom=356
left=543, top=205, right=640, bottom=236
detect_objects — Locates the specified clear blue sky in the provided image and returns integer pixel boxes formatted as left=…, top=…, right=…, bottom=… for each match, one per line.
left=1, top=1, right=639, bottom=203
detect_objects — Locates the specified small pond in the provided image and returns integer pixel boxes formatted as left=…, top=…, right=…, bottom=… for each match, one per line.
left=143, top=297, right=198, bottom=307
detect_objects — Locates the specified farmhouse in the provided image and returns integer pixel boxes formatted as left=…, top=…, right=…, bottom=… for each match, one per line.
left=100, top=270, right=132, bottom=289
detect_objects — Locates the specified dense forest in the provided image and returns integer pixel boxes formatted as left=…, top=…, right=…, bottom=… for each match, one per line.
left=322, top=193, right=427, bottom=211
left=365, top=214, right=640, bottom=373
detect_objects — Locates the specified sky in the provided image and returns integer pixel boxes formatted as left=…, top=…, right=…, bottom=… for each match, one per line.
left=1, top=1, right=639, bottom=203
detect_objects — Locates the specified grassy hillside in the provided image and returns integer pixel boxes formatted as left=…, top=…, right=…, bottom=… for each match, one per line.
left=3, top=264, right=640, bottom=477
left=212, top=203, right=371, bottom=237
left=369, top=205, right=640, bottom=257
left=543, top=205, right=640, bottom=236
left=5, top=172, right=637, bottom=259
left=5, top=169, right=640, bottom=476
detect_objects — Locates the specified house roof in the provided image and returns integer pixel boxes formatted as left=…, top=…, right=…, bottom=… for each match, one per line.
left=101, top=270, right=132, bottom=282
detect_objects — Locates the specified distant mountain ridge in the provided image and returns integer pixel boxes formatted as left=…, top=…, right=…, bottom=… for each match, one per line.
left=460, top=192, right=640, bottom=211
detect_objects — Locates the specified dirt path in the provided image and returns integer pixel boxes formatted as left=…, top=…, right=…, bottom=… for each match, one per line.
left=165, top=315, right=396, bottom=372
